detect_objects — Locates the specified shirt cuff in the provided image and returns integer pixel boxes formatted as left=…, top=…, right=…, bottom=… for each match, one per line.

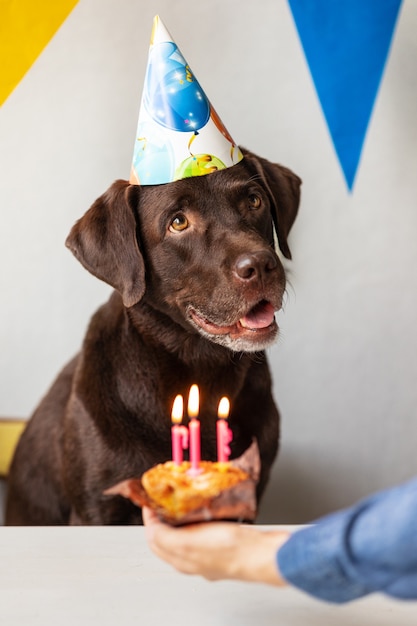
left=276, top=510, right=374, bottom=603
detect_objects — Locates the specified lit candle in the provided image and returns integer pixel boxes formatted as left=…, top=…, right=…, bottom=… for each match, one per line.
left=217, top=396, right=233, bottom=463
left=171, top=395, right=188, bottom=465
left=188, top=384, right=201, bottom=474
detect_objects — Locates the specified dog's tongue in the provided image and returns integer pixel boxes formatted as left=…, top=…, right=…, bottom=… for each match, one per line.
left=239, top=301, right=275, bottom=330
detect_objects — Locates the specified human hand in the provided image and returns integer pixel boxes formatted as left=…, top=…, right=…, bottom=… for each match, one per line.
left=143, top=506, right=290, bottom=586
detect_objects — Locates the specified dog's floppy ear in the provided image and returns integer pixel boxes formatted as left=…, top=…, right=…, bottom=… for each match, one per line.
left=66, top=180, right=145, bottom=307
left=241, top=148, right=301, bottom=259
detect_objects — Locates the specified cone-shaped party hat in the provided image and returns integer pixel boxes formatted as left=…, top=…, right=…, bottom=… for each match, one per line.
left=129, top=15, right=243, bottom=186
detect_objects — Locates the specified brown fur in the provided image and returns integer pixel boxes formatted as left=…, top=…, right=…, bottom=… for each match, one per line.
left=6, top=148, right=301, bottom=525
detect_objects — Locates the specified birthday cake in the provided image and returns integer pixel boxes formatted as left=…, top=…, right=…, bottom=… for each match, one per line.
left=104, top=440, right=260, bottom=525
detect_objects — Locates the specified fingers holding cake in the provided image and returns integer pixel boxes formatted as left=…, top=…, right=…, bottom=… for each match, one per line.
left=143, top=507, right=291, bottom=586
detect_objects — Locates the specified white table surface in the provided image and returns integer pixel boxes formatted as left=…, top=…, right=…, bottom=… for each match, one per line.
left=0, top=526, right=415, bottom=626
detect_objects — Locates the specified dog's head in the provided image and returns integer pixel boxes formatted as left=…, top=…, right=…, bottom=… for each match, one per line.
left=66, top=149, right=301, bottom=352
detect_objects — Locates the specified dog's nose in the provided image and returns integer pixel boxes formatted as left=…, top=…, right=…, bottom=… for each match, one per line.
left=233, top=250, right=278, bottom=281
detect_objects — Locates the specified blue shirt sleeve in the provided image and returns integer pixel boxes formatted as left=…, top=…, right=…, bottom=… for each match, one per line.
left=276, top=477, right=417, bottom=603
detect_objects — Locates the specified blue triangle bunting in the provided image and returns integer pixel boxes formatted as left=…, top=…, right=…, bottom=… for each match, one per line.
left=288, top=0, right=402, bottom=190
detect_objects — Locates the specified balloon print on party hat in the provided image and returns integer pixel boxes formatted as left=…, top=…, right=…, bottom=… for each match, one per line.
left=130, top=15, right=243, bottom=186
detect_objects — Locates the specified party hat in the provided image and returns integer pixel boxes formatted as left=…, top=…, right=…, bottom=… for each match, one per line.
left=129, top=15, right=243, bottom=186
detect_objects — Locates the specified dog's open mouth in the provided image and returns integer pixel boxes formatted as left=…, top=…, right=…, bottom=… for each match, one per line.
left=189, top=300, right=277, bottom=338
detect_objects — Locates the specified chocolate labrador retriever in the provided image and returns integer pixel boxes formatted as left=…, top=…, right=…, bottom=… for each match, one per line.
left=6, top=148, right=301, bottom=525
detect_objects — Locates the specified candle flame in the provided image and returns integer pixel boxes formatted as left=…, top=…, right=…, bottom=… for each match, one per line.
left=171, top=394, right=183, bottom=424
left=218, top=396, right=230, bottom=419
left=188, top=384, right=199, bottom=418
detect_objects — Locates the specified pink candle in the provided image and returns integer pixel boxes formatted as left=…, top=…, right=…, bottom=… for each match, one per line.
left=217, top=397, right=233, bottom=463
left=188, top=384, right=201, bottom=474
left=189, top=419, right=201, bottom=472
left=171, top=395, right=188, bottom=465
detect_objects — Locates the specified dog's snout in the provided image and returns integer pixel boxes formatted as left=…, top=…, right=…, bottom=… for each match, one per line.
left=233, top=250, right=278, bottom=282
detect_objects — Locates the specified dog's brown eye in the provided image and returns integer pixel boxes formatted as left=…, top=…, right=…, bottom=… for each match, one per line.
left=248, top=194, right=262, bottom=209
left=169, top=214, right=189, bottom=232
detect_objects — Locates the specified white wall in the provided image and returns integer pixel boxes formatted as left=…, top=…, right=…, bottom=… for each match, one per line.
left=1, top=0, right=416, bottom=523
